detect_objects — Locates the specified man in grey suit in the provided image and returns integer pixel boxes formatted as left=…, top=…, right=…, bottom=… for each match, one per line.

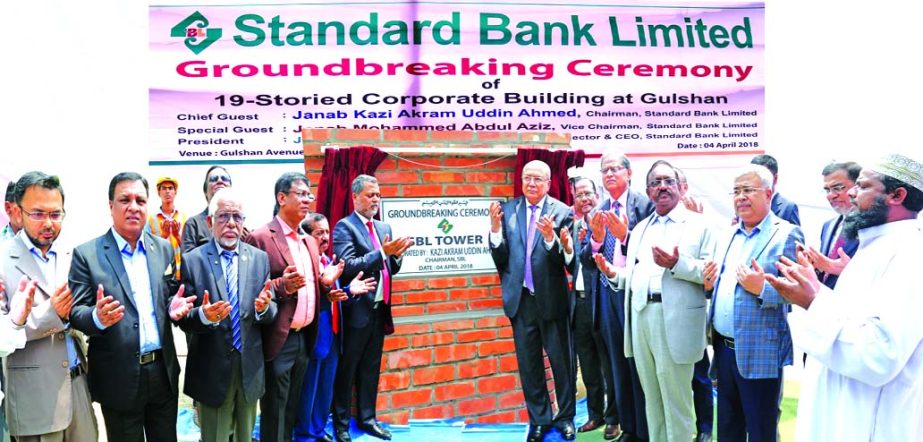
left=0, top=171, right=98, bottom=441
left=595, top=161, right=716, bottom=442
left=175, top=187, right=278, bottom=442
left=489, top=160, right=576, bottom=442
left=68, top=172, right=193, bottom=442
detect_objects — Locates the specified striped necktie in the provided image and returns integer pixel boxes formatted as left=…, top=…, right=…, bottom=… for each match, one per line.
left=221, top=250, right=242, bottom=352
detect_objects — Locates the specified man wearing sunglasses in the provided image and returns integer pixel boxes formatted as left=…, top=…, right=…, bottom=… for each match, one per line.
left=182, top=166, right=234, bottom=254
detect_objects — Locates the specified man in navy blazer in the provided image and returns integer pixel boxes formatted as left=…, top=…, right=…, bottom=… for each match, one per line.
left=804, top=162, right=862, bottom=289
left=331, top=175, right=412, bottom=442
left=579, top=150, right=654, bottom=442
left=490, top=160, right=576, bottom=442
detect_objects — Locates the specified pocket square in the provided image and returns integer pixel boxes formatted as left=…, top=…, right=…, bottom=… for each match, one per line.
left=164, top=263, right=174, bottom=276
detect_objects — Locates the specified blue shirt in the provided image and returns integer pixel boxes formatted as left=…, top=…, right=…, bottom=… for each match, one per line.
left=713, top=215, right=775, bottom=339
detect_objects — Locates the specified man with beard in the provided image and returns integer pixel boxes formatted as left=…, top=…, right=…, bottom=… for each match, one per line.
left=0, top=171, right=98, bottom=441
left=182, top=166, right=234, bottom=253
left=767, top=153, right=923, bottom=441
left=594, top=161, right=715, bottom=442
left=801, top=162, right=862, bottom=289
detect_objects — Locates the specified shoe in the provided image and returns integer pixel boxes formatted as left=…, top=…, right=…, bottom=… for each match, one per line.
left=334, top=427, right=351, bottom=442
left=604, top=424, right=621, bottom=440
left=527, top=424, right=549, bottom=442
left=357, top=421, right=392, bottom=440
left=558, top=422, right=576, bottom=440
left=695, top=433, right=712, bottom=442
left=578, top=420, right=602, bottom=432
left=615, top=432, right=637, bottom=442
left=320, top=433, right=335, bottom=442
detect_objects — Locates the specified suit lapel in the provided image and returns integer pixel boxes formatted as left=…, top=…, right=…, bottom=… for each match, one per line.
left=750, top=219, right=780, bottom=260
left=206, top=242, right=228, bottom=302
left=237, top=245, right=253, bottom=319
left=269, top=218, right=295, bottom=267
left=9, top=237, right=48, bottom=293
left=102, top=232, right=137, bottom=311
left=515, top=197, right=526, bottom=248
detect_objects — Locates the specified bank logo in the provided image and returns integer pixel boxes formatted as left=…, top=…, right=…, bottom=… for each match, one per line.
left=171, top=11, right=222, bottom=55
left=438, top=219, right=453, bottom=234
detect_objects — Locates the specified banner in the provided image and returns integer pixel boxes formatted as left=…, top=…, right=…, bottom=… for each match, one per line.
left=149, top=1, right=764, bottom=164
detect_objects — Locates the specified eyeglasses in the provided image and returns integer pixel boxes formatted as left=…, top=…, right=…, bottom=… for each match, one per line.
left=18, top=206, right=65, bottom=222
left=647, top=178, right=677, bottom=188
left=729, top=187, right=763, bottom=197
left=823, top=184, right=848, bottom=195
left=522, top=176, right=548, bottom=184
left=215, top=212, right=246, bottom=224
left=574, top=191, right=596, bottom=199
left=600, top=166, right=626, bottom=175
left=288, top=190, right=316, bottom=202
left=208, top=175, right=231, bottom=184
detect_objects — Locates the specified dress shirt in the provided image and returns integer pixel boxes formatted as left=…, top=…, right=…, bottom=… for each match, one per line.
left=713, top=215, right=774, bottom=338
left=590, top=192, right=630, bottom=264
left=278, top=216, right=315, bottom=329
left=630, top=211, right=683, bottom=296
left=489, top=196, right=572, bottom=287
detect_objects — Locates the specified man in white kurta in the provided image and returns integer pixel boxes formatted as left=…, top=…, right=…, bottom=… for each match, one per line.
left=768, top=153, right=923, bottom=442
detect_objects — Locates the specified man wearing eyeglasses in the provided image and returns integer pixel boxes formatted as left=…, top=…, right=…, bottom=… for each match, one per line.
left=244, top=172, right=341, bottom=442
left=801, top=162, right=861, bottom=290
left=579, top=150, right=653, bottom=442
left=173, top=187, right=277, bottom=442
left=0, top=171, right=98, bottom=441
left=708, top=164, right=803, bottom=442
left=182, top=166, right=234, bottom=254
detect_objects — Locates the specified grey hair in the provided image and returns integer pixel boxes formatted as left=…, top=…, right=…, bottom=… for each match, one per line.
left=351, top=174, right=378, bottom=194
left=735, top=164, right=774, bottom=189
left=208, top=187, right=244, bottom=217
left=522, top=160, right=551, bottom=179
left=600, top=149, right=631, bottom=170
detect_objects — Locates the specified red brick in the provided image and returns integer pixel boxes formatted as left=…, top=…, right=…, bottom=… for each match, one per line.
left=383, top=130, right=427, bottom=141
left=376, top=171, right=420, bottom=184
left=377, top=394, right=389, bottom=411
left=427, top=301, right=467, bottom=314
left=470, top=299, right=505, bottom=310
left=476, top=411, right=518, bottom=423
left=478, top=374, right=517, bottom=394
left=392, top=279, right=425, bottom=292
left=306, top=173, right=322, bottom=187
left=389, top=294, right=404, bottom=305
left=489, top=286, right=504, bottom=297
left=498, top=390, right=524, bottom=409
left=477, top=131, right=520, bottom=142
left=391, top=305, right=425, bottom=317
left=427, top=277, right=468, bottom=289
left=498, top=326, right=513, bottom=339
left=476, top=316, right=510, bottom=328
left=545, top=132, right=571, bottom=144
left=489, top=186, right=514, bottom=197
left=444, top=157, right=490, bottom=167
left=335, top=129, right=380, bottom=140
left=465, top=172, right=508, bottom=183
left=517, top=408, right=529, bottom=422
left=457, top=397, right=497, bottom=415
left=377, top=159, right=398, bottom=170
left=301, top=128, right=331, bottom=141
left=457, top=358, right=498, bottom=379
left=422, top=171, right=465, bottom=183
left=303, top=143, right=323, bottom=156
left=391, top=388, right=432, bottom=407
left=470, top=274, right=500, bottom=286
left=411, top=404, right=453, bottom=419
left=445, top=185, right=486, bottom=196
left=403, top=184, right=443, bottom=197
left=404, top=290, right=448, bottom=304
left=519, top=133, right=546, bottom=142
left=430, top=131, right=475, bottom=141
left=499, top=354, right=519, bottom=373
left=434, top=344, right=477, bottom=363
left=303, top=157, right=325, bottom=171
left=449, top=288, right=489, bottom=300
left=379, top=371, right=411, bottom=391
left=379, top=184, right=400, bottom=197
left=378, top=410, right=410, bottom=425
left=410, top=332, right=455, bottom=347
left=382, top=336, right=410, bottom=352
left=397, top=158, right=441, bottom=168
left=479, top=339, right=516, bottom=357
left=392, top=323, right=430, bottom=336
left=433, top=319, right=475, bottom=332
left=434, top=381, right=475, bottom=401
left=386, top=349, right=432, bottom=369
left=412, top=365, right=455, bottom=385
left=457, top=329, right=498, bottom=343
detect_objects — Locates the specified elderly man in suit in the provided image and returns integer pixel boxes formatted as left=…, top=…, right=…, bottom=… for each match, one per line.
left=68, top=172, right=192, bottom=442
left=0, top=171, right=97, bottom=441
left=802, top=161, right=861, bottom=289
left=709, top=164, right=803, bottom=442
left=594, top=160, right=716, bottom=442
left=174, top=187, right=278, bottom=442
left=489, top=160, right=576, bottom=442
left=182, top=165, right=233, bottom=253
left=580, top=149, right=654, bottom=442
left=332, top=175, right=412, bottom=442
left=244, top=172, right=340, bottom=442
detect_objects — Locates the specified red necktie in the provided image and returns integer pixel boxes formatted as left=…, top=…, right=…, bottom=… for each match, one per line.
left=366, top=221, right=391, bottom=304
left=323, top=255, right=340, bottom=335
left=822, top=234, right=847, bottom=284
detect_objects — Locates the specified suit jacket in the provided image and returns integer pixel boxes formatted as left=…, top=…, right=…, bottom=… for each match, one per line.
left=244, top=218, right=323, bottom=360
left=490, top=195, right=573, bottom=321
left=771, top=193, right=800, bottom=226
left=68, top=230, right=180, bottom=411
left=1, top=236, right=87, bottom=435
left=708, top=214, right=803, bottom=379
left=175, top=240, right=277, bottom=407
left=181, top=208, right=210, bottom=254
left=614, top=208, right=716, bottom=364
left=579, top=189, right=655, bottom=327
left=332, top=213, right=402, bottom=334
left=818, top=215, right=860, bottom=289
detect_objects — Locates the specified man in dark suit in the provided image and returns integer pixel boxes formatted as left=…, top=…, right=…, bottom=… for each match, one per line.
left=175, top=187, right=277, bottom=442
left=803, top=161, right=862, bottom=289
left=244, top=172, right=339, bottom=442
left=332, top=174, right=412, bottom=442
left=68, top=172, right=192, bottom=442
left=489, top=160, right=576, bottom=442
left=182, top=165, right=233, bottom=253
left=568, top=177, right=619, bottom=439
left=751, top=154, right=800, bottom=226
left=580, top=150, right=654, bottom=442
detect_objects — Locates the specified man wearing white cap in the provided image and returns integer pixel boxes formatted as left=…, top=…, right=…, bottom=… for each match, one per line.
left=767, top=153, right=923, bottom=441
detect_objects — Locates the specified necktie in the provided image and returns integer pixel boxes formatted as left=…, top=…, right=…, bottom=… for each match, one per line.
left=599, top=201, right=621, bottom=290
left=366, top=221, right=391, bottom=304
left=523, top=205, right=539, bottom=293
left=221, top=250, right=242, bottom=352
left=822, top=233, right=847, bottom=284
left=323, top=255, right=340, bottom=334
